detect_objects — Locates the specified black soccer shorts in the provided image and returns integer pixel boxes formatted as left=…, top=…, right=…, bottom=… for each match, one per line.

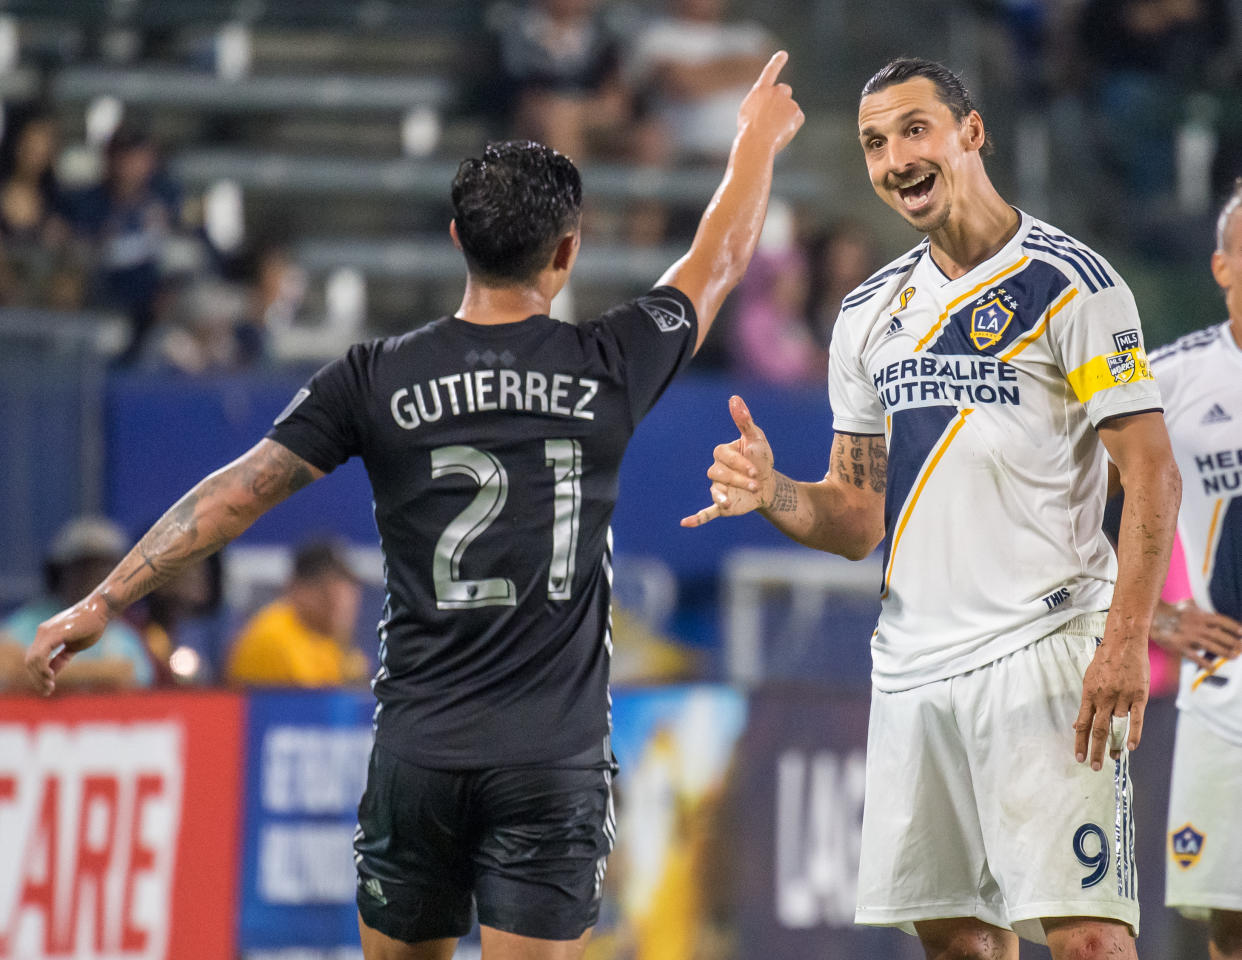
left=354, top=740, right=617, bottom=943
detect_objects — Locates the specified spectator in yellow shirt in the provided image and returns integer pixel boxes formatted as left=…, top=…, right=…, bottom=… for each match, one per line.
left=228, top=538, right=368, bottom=687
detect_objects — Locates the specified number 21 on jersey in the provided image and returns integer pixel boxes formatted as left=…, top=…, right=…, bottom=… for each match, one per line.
left=430, top=440, right=582, bottom=609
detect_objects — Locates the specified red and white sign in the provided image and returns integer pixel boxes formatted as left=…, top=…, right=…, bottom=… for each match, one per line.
left=0, top=692, right=243, bottom=960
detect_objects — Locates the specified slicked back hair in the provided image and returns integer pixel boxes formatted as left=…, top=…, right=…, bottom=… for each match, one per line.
left=451, top=140, right=583, bottom=285
left=1216, top=178, right=1242, bottom=251
left=861, top=57, right=992, bottom=154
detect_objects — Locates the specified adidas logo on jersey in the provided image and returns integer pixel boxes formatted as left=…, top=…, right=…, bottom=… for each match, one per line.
left=883, top=317, right=903, bottom=338
left=1201, top=403, right=1232, bottom=425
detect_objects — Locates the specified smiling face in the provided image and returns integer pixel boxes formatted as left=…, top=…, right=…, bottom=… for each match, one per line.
left=858, top=77, right=984, bottom=235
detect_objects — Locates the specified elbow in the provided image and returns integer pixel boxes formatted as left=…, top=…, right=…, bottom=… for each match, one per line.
left=840, top=543, right=872, bottom=562
left=840, top=526, right=885, bottom=562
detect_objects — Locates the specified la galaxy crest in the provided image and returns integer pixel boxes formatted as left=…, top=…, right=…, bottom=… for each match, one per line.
left=969, top=287, right=1018, bottom=350
left=1169, top=823, right=1205, bottom=870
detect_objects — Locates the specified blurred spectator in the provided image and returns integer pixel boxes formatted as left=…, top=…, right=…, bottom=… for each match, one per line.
left=728, top=199, right=824, bottom=385
left=155, top=277, right=264, bottom=373
left=0, top=112, right=86, bottom=309
left=61, top=123, right=186, bottom=364
left=804, top=218, right=882, bottom=348
left=247, top=241, right=308, bottom=338
left=227, top=538, right=369, bottom=688
left=1078, top=0, right=1231, bottom=201
left=0, top=516, right=154, bottom=693
left=483, top=0, right=633, bottom=165
left=628, top=0, right=776, bottom=165
left=124, top=553, right=227, bottom=684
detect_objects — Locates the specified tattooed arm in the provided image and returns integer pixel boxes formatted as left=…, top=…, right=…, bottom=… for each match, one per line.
left=24, top=439, right=322, bottom=695
left=680, top=395, right=886, bottom=560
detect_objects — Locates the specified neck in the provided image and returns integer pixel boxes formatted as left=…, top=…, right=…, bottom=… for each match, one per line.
left=927, top=186, right=1020, bottom=280
left=455, top=276, right=554, bottom=326
left=1229, top=313, right=1242, bottom=349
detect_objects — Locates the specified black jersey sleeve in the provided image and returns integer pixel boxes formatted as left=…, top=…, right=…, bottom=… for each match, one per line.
left=265, top=344, right=369, bottom=472
left=584, top=285, right=698, bottom=424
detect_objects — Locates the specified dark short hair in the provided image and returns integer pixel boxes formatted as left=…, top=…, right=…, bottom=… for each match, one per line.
left=292, top=538, right=359, bottom=583
left=861, top=57, right=992, bottom=154
left=451, top=140, right=583, bottom=285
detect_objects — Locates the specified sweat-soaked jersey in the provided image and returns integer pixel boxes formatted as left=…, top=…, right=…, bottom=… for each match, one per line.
left=268, top=287, right=697, bottom=768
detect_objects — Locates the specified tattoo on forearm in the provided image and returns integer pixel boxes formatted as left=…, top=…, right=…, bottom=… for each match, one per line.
left=102, top=441, right=316, bottom=611
left=768, top=474, right=797, bottom=513
left=868, top=438, right=888, bottom=494
left=245, top=442, right=315, bottom=499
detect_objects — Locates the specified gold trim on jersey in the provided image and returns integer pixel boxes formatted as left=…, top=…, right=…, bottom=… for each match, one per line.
left=1203, top=497, right=1224, bottom=576
left=913, top=257, right=1030, bottom=352
left=1191, top=656, right=1228, bottom=691
left=998, top=287, right=1079, bottom=363
left=882, top=408, right=975, bottom=598
left=1065, top=348, right=1154, bottom=403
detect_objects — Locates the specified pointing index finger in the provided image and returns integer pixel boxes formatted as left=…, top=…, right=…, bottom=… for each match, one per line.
left=753, top=50, right=788, bottom=89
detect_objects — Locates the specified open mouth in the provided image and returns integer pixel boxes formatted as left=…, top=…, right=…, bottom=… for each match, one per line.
left=896, top=173, right=936, bottom=212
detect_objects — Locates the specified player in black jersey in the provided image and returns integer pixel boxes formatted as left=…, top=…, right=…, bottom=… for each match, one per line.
left=25, top=52, right=803, bottom=960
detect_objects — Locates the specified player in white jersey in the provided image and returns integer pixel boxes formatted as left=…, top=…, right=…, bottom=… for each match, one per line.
left=1146, top=182, right=1242, bottom=960
left=683, top=58, right=1182, bottom=960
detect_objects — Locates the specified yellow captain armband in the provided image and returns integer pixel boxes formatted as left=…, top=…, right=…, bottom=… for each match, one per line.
left=1066, top=349, right=1154, bottom=403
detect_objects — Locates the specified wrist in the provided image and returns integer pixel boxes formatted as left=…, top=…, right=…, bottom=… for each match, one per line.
left=88, top=589, right=121, bottom=620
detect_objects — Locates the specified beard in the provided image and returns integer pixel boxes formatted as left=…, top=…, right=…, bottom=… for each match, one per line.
left=902, top=196, right=951, bottom=234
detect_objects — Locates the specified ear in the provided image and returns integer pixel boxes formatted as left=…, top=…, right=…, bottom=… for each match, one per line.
left=552, top=231, right=579, bottom=272
left=961, top=110, right=986, bottom=153
left=449, top=219, right=463, bottom=251
left=1211, top=248, right=1231, bottom=291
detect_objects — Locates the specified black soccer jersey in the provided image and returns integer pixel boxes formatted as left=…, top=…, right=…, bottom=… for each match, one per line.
left=267, top=286, right=698, bottom=768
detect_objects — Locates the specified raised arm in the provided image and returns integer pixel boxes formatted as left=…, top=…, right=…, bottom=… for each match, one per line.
left=1074, top=411, right=1181, bottom=767
left=657, top=51, right=804, bottom=353
left=25, top=438, right=323, bottom=695
left=680, top=395, right=886, bottom=560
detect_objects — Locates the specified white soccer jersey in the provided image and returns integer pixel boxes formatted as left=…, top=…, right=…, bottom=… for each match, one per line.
left=829, top=210, right=1163, bottom=690
left=1151, top=322, right=1242, bottom=745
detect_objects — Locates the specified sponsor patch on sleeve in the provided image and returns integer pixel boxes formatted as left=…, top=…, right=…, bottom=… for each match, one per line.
left=1113, top=329, right=1141, bottom=352
left=1066, top=348, right=1154, bottom=403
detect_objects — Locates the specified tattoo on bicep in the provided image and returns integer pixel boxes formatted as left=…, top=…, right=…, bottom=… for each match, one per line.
left=768, top=474, right=797, bottom=513
left=246, top=442, right=315, bottom=501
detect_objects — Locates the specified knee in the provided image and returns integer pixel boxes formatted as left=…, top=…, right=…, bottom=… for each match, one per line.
left=1211, top=909, right=1242, bottom=957
left=1044, top=917, right=1135, bottom=960
left=917, top=919, right=1016, bottom=960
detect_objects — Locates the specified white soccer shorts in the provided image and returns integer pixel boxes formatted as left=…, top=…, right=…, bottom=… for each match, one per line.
left=1166, top=707, right=1242, bottom=917
left=855, top=613, right=1139, bottom=944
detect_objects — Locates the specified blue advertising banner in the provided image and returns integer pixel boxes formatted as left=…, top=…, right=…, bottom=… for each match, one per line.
left=238, top=690, right=375, bottom=956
